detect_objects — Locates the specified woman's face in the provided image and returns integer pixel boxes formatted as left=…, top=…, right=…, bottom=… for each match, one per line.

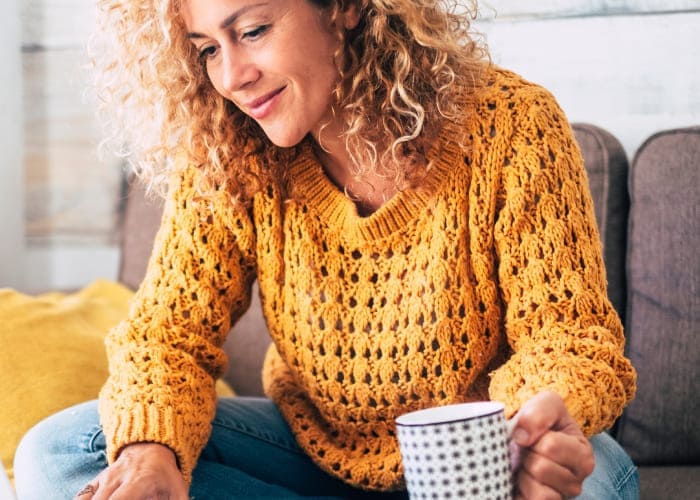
left=181, top=0, right=359, bottom=148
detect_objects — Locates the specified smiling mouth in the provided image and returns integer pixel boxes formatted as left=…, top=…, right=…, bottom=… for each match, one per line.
left=247, top=86, right=286, bottom=119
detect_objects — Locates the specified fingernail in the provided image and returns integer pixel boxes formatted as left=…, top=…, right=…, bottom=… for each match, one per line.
left=512, top=428, right=529, bottom=445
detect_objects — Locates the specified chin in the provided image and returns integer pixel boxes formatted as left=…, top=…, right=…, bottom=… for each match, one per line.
left=269, top=138, right=303, bottom=148
left=261, top=125, right=308, bottom=149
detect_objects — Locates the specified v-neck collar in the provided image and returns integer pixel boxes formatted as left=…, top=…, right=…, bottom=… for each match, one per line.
left=285, top=120, right=465, bottom=242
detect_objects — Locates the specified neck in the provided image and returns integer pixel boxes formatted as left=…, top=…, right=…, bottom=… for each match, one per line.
left=310, top=120, right=437, bottom=216
left=311, top=134, right=399, bottom=216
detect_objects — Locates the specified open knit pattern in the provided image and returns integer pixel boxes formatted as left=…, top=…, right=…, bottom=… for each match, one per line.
left=99, top=68, right=636, bottom=491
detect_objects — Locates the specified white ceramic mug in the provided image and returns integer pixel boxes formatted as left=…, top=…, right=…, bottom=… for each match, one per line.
left=396, top=401, right=513, bottom=500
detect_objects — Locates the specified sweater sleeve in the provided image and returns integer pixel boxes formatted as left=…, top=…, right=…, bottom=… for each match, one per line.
left=98, top=167, right=257, bottom=481
left=488, top=88, right=636, bottom=435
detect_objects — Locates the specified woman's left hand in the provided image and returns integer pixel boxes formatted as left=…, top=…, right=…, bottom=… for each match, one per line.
left=510, top=391, right=595, bottom=499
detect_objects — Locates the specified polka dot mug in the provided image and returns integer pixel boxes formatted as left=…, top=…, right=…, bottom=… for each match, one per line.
left=396, top=401, right=514, bottom=500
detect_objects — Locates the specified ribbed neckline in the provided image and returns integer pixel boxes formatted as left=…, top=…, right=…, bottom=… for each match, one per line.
left=286, top=120, right=465, bottom=242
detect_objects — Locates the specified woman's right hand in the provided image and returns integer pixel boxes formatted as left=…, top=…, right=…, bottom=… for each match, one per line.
left=73, top=442, right=190, bottom=500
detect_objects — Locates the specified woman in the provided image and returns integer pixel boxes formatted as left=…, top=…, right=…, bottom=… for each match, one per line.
left=14, top=0, right=638, bottom=498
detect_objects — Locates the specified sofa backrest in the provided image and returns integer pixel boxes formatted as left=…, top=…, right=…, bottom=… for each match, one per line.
left=119, top=181, right=163, bottom=291
left=572, top=123, right=629, bottom=324
left=614, top=126, right=700, bottom=465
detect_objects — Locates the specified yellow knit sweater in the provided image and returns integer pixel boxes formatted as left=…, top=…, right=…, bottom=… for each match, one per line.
left=99, top=68, right=636, bottom=491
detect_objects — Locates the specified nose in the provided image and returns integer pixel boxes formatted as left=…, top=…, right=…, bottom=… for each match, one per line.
left=220, top=44, right=260, bottom=93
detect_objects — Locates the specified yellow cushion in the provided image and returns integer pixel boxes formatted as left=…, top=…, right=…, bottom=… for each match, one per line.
left=0, top=280, right=233, bottom=482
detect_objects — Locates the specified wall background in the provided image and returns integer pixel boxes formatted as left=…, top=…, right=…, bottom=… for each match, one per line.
left=8, top=0, right=123, bottom=292
left=2, top=0, right=700, bottom=292
left=476, top=0, right=700, bottom=157
left=0, top=0, right=24, bottom=290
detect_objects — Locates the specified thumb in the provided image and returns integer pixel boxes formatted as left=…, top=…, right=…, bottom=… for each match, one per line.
left=509, top=391, right=568, bottom=447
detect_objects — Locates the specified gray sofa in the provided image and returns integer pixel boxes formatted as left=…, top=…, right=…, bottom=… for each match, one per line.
left=119, top=124, right=700, bottom=499
left=571, top=125, right=699, bottom=499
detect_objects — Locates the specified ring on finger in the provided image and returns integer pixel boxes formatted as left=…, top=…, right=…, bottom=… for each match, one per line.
left=76, top=484, right=96, bottom=496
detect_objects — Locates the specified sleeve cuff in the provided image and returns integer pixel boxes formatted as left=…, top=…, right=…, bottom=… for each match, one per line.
left=98, top=400, right=214, bottom=483
left=488, top=348, right=635, bottom=435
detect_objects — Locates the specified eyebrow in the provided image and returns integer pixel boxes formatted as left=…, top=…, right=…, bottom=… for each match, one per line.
left=186, top=3, right=268, bottom=39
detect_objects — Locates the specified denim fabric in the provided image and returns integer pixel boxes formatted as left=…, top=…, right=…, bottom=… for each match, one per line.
left=14, top=398, right=638, bottom=499
left=14, top=401, right=108, bottom=500
left=577, top=433, right=639, bottom=500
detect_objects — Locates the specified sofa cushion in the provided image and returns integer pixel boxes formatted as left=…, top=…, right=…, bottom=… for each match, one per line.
left=572, top=123, right=629, bottom=324
left=221, top=282, right=271, bottom=396
left=0, top=281, right=132, bottom=482
left=0, top=280, right=234, bottom=482
left=638, top=466, right=700, bottom=500
left=615, top=126, right=700, bottom=464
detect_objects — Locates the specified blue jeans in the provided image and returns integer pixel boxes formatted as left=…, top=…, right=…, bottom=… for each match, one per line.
left=14, top=398, right=638, bottom=499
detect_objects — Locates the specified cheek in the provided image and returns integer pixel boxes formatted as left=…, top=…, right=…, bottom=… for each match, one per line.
left=292, top=46, right=340, bottom=102
left=204, top=64, right=222, bottom=93
left=283, top=24, right=339, bottom=82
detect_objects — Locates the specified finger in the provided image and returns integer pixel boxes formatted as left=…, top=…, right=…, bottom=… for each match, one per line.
left=108, top=483, right=180, bottom=500
left=91, top=475, right=122, bottom=500
left=530, top=430, right=594, bottom=479
left=74, top=482, right=98, bottom=499
left=516, top=466, right=564, bottom=500
left=511, top=391, right=573, bottom=447
left=521, top=447, right=583, bottom=498
left=108, top=484, right=153, bottom=500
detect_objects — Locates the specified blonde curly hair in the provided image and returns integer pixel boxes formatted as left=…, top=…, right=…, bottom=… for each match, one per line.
left=90, top=0, right=489, bottom=200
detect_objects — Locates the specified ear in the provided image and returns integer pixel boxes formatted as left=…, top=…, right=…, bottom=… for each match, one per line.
left=340, top=1, right=361, bottom=30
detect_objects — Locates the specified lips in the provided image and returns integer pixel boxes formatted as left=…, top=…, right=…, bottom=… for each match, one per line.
left=246, top=86, right=286, bottom=120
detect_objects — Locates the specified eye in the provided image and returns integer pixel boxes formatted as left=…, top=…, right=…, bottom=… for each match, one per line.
left=241, top=25, right=269, bottom=40
left=198, top=45, right=218, bottom=60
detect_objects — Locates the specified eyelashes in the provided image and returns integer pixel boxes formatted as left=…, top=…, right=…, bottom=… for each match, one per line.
left=197, top=25, right=271, bottom=62
left=199, top=46, right=218, bottom=60
left=242, top=25, right=270, bottom=40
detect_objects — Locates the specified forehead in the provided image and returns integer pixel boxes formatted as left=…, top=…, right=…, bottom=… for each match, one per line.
left=180, top=0, right=334, bottom=40
left=180, top=0, right=320, bottom=24
left=180, top=0, right=270, bottom=23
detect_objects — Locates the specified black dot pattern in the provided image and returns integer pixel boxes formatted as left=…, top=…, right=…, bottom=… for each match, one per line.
left=397, top=413, right=512, bottom=499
